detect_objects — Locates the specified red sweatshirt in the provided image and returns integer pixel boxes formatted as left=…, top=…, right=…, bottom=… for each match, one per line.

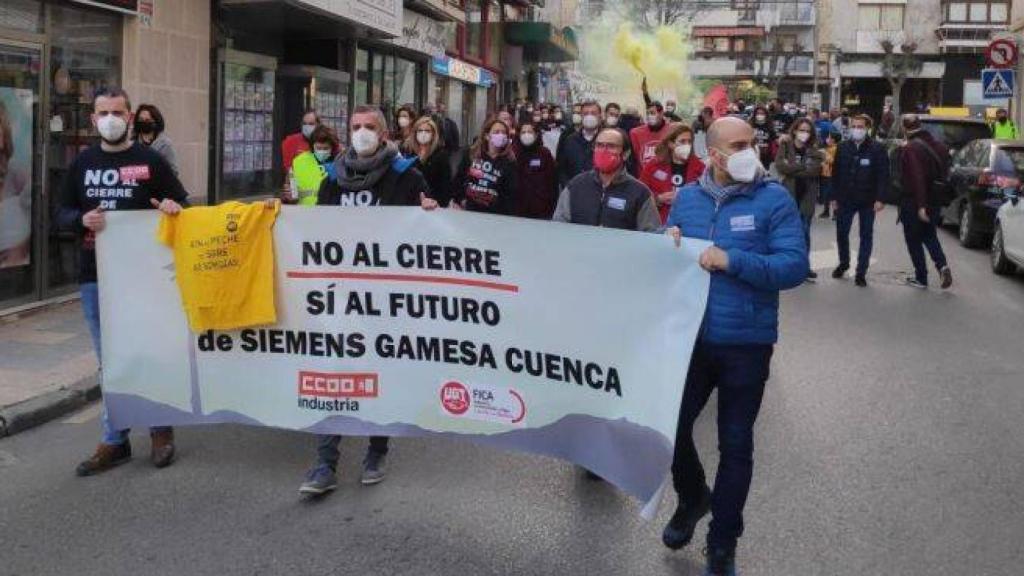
left=639, top=156, right=705, bottom=222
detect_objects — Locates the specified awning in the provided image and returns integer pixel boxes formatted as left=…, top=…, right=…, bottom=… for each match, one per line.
left=220, top=0, right=401, bottom=39
left=504, top=22, right=579, bottom=63
left=691, top=27, right=765, bottom=38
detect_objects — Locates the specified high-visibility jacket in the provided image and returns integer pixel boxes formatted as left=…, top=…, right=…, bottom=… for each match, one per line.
left=993, top=120, right=1018, bottom=139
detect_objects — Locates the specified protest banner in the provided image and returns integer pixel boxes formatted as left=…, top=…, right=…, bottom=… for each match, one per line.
left=97, top=208, right=709, bottom=512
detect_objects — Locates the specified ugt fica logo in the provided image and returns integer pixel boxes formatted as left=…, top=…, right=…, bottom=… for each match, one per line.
left=440, top=381, right=470, bottom=415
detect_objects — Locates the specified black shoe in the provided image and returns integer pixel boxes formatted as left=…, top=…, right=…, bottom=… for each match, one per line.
left=807, top=270, right=818, bottom=279
left=854, top=275, right=867, bottom=287
left=662, top=487, right=711, bottom=550
left=831, top=265, right=848, bottom=279
left=704, top=545, right=737, bottom=576
left=939, top=266, right=953, bottom=289
left=818, top=210, right=830, bottom=219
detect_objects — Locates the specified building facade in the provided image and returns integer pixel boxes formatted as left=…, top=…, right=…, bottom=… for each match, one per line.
left=0, top=0, right=211, bottom=312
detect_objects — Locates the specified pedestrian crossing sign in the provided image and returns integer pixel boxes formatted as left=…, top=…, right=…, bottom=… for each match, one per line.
left=982, top=68, right=1015, bottom=99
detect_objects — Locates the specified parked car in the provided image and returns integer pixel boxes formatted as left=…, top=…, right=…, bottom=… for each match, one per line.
left=885, top=116, right=992, bottom=204
left=944, top=140, right=1023, bottom=248
left=992, top=186, right=1024, bottom=275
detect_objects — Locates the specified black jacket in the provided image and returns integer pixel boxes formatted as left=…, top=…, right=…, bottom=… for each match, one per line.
left=453, top=149, right=518, bottom=215
left=416, top=147, right=453, bottom=207
left=552, top=169, right=661, bottom=231
left=557, top=130, right=598, bottom=188
left=833, top=139, right=890, bottom=206
left=318, top=154, right=427, bottom=207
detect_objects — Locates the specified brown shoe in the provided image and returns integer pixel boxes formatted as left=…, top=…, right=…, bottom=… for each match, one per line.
left=150, top=429, right=176, bottom=468
left=76, top=442, right=132, bottom=476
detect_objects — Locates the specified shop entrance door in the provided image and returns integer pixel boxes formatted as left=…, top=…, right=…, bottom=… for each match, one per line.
left=0, top=40, right=42, bottom=309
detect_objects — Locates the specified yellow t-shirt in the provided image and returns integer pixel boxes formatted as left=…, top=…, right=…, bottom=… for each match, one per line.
left=157, top=201, right=279, bottom=332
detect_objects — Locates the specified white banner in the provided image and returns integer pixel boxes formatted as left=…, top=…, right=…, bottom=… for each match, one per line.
left=98, top=208, right=709, bottom=511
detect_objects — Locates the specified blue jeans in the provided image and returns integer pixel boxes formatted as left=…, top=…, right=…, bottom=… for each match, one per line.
left=801, top=213, right=813, bottom=273
left=836, top=202, right=876, bottom=276
left=899, top=205, right=948, bottom=285
left=316, top=435, right=389, bottom=469
left=81, top=283, right=171, bottom=446
left=672, top=341, right=774, bottom=550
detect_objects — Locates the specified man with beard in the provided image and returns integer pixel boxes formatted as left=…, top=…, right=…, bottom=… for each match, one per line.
left=60, top=87, right=189, bottom=476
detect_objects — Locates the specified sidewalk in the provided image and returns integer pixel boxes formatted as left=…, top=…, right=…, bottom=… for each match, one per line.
left=0, top=300, right=100, bottom=437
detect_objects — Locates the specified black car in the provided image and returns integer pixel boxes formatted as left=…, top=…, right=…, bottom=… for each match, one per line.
left=944, top=140, right=1023, bottom=248
left=885, top=116, right=992, bottom=202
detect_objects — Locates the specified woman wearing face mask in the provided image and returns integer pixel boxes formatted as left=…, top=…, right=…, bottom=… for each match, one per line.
left=775, top=118, right=824, bottom=282
left=749, top=105, right=778, bottom=169
left=513, top=121, right=558, bottom=219
left=451, top=118, right=518, bottom=215
left=392, top=105, right=416, bottom=144
left=132, top=104, right=178, bottom=176
left=404, top=116, right=452, bottom=207
left=640, top=124, right=705, bottom=223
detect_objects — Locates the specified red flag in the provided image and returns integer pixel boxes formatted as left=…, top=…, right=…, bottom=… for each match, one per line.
left=703, top=84, right=729, bottom=119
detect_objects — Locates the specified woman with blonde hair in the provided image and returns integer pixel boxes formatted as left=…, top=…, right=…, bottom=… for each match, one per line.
left=404, top=116, right=452, bottom=206
left=451, top=117, right=517, bottom=215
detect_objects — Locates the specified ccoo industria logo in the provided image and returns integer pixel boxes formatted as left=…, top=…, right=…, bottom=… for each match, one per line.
left=297, top=371, right=379, bottom=412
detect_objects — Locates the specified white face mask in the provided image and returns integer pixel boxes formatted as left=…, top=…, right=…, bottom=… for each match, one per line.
left=97, top=115, right=128, bottom=143
left=796, top=131, right=811, bottom=143
left=301, top=124, right=316, bottom=139
left=720, top=147, right=761, bottom=183
left=416, top=130, right=433, bottom=145
left=606, top=115, right=619, bottom=127
left=314, top=149, right=332, bottom=162
left=582, top=114, right=600, bottom=130
left=673, top=143, right=692, bottom=160
left=851, top=128, right=867, bottom=141
left=571, top=113, right=582, bottom=125
left=520, top=132, right=537, bottom=147
left=351, top=128, right=379, bottom=155
left=398, top=116, right=411, bottom=128
left=666, top=106, right=676, bottom=113
left=755, top=115, right=766, bottom=123
left=647, top=114, right=661, bottom=127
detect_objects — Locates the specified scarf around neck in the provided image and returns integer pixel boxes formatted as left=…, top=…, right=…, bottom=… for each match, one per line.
left=336, top=141, right=397, bottom=192
left=699, top=165, right=765, bottom=205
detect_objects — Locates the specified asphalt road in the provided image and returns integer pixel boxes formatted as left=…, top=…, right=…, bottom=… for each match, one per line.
left=2, top=208, right=1023, bottom=576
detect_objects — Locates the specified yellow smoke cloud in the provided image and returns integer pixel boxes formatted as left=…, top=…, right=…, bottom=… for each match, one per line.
left=577, top=17, right=701, bottom=114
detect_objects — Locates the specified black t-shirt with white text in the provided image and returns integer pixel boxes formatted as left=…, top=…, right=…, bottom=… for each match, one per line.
left=59, top=142, right=188, bottom=283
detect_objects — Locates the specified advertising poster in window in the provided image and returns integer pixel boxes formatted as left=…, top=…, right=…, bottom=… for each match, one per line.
left=0, top=87, right=34, bottom=269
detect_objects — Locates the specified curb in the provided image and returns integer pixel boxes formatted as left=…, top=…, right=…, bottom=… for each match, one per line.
left=0, top=373, right=101, bottom=439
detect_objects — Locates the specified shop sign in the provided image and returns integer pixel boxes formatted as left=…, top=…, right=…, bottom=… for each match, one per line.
left=70, top=0, right=139, bottom=14
left=297, top=0, right=402, bottom=38
left=388, top=9, right=452, bottom=58
left=431, top=56, right=495, bottom=88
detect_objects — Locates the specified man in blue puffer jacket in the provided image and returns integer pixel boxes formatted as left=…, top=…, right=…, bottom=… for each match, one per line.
left=661, top=117, right=808, bottom=576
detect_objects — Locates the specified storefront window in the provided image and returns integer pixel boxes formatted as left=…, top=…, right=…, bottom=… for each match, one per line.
left=394, top=57, right=417, bottom=107
left=219, top=58, right=275, bottom=201
left=47, top=4, right=121, bottom=291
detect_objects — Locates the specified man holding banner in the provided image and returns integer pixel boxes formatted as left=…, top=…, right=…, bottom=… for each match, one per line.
left=303, top=104, right=437, bottom=495
left=664, top=117, right=808, bottom=576
left=58, top=88, right=189, bottom=476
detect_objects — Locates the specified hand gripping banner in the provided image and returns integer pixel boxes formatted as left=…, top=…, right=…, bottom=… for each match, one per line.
left=98, top=208, right=710, bottom=513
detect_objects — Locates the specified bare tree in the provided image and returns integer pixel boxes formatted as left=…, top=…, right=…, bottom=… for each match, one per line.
left=753, top=40, right=803, bottom=94
left=880, top=38, right=923, bottom=117
left=610, top=0, right=703, bottom=30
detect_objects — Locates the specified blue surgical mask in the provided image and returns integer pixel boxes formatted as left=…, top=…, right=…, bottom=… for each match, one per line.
left=314, top=150, right=332, bottom=162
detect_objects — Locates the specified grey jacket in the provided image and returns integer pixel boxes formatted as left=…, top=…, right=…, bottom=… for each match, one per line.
left=552, top=168, right=661, bottom=232
left=148, top=133, right=179, bottom=176
left=775, top=136, right=822, bottom=218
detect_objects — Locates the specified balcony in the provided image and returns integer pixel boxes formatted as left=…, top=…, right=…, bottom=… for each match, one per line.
left=691, top=51, right=814, bottom=78
left=935, top=26, right=1002, bottom=52
left=749, top=4, right=815, bottom=28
